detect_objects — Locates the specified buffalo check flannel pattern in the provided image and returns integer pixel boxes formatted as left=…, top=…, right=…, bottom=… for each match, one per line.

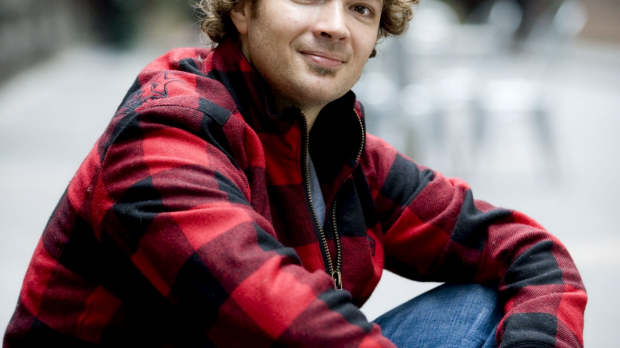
left=4, top=39, right=586, bottom=347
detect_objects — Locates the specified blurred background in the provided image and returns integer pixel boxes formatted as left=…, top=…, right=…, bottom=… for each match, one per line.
left=0, top=0, right=618, bottom=346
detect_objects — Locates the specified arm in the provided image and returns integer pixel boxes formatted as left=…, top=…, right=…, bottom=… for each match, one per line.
left=94, top=105, right=394, bottom=347
left=365, top=135, right=586, bottom=348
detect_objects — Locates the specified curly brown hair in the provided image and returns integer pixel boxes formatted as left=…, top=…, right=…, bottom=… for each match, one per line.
left=194, top=0, right=419, bottom=58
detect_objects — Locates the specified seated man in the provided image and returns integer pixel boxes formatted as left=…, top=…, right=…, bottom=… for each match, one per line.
left=4, top=0, right=586, bottom=346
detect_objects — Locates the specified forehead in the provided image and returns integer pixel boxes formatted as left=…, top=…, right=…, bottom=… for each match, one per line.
left=256, top=0, right=385, bottom=9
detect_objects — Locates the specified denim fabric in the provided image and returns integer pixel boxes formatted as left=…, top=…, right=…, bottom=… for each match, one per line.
left=374, top=284, right=502, bottom=348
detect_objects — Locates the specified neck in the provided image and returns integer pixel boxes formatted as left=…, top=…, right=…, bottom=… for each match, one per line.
left=236, top=40, right=328, bottom=132
left=300, top=106, right=323, bottom=132
left=272, top=95, right=325, bottom=133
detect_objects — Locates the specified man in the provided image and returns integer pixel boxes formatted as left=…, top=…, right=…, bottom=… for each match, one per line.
left=4, top=0, right=586, bottom=346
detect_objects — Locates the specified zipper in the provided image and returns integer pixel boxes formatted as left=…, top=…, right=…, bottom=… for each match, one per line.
left=300, top=112, right=340, bottom=289
left=300, top=108, right=365, bottom=290
left=330, top=198, right=342, bottom=289
left=352, top=108, right=366, bottom=169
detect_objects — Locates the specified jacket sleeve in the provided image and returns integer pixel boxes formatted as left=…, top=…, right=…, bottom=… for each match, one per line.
left=364, top=135, right=586, bottom=348
left=89, top=105, right=395, bottom=347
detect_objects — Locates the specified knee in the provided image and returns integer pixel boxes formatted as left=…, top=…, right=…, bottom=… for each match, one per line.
left=434, top=283, right=500, bottom=309
left=375, top=283, right=502, bottom=348
left=376, top=283, right=501, bottom=324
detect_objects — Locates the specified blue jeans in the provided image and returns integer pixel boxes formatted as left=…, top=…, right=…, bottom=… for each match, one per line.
left=374, top=283, right=502, bottom=348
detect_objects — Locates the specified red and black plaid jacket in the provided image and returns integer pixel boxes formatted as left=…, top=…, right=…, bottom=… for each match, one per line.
left=5, top=39, right=586, bottom=347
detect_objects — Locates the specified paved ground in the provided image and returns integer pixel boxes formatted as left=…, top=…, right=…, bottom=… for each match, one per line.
left=0, top=38, right=618, bottom=346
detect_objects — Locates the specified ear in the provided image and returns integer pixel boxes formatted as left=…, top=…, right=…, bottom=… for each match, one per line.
left=230, top=0, right=253, bottom=36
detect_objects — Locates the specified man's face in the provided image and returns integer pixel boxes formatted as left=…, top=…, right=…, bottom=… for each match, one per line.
left=232, top=0, right=382, bottom=111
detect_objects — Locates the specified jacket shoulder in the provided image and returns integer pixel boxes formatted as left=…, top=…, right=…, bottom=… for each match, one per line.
left=361, top=134, right=400, bottom=181
left=95, top=48, right=247, bottom=169
left=118, top=47, right=237, bottom=117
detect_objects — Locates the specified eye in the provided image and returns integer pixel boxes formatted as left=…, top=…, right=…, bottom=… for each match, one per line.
left=351, top=4, right=373, bottom=16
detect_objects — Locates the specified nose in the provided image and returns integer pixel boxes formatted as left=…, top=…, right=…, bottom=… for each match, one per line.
left=314, top=0, right=350, bottom=41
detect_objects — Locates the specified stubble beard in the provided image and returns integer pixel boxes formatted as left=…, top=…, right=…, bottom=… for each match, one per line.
left=293, top=38, right=348, bottom=78
left=306, top=62, right=338, bottom=77
left=248, top=1, right=355, bottom=103
left=251, top=3, right=344, bottom=79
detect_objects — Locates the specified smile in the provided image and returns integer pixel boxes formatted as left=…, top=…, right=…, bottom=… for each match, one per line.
left=300, top=51, right=345, bottom=69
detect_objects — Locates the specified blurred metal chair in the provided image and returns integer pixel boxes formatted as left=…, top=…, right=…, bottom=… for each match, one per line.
left=376, top=0, right=587, bottom=177
left=396, top=0, right=502, bottom=172
left=470, top=0, right=587, bottom=177
left=355, top=0, right=466, bottom=162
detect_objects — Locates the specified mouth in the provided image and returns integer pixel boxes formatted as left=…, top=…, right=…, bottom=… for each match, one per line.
left=300, top=51, right=345, bottom=69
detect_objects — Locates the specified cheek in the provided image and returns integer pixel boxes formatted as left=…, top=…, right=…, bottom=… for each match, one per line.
left=352, top=25, right=378, bottom=57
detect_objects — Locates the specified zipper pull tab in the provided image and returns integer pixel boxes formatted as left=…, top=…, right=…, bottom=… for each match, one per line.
left=331, top=271, right=343, bottom=290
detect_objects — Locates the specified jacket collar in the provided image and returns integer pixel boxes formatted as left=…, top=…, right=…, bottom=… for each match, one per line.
left=208, top=38, right=366, bottom=203
left=208, top=38, right=289, bottom=126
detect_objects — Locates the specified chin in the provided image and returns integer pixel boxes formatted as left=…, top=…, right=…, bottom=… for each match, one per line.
left=271, top=72, right=353, bottom=109
left=305, top=80, right=352, bottom=103
left=301, top=89, right=348, bottom=107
